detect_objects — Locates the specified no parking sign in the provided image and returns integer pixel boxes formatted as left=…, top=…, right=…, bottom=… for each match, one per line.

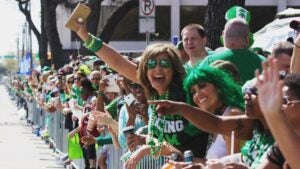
left=139, top=0, right=155, bottom=17
left=139, top=0, right=155, bottom=33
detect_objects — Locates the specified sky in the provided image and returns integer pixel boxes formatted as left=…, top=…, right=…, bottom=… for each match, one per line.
left=0, top=0, right=40, bottom=56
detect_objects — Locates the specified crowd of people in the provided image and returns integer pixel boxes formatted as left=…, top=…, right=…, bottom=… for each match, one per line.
left=7, top=5, right=300, bottom=169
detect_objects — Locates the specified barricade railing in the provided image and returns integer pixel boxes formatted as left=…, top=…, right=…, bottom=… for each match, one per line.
left=26, top=100, right=168, bottom=169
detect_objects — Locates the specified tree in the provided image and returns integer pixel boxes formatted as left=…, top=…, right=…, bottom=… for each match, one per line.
left=17, top=0, right=102, bottom=69
left=204, top=0, right=245, bottom=50
left=16, top=0, right=50, bottom=68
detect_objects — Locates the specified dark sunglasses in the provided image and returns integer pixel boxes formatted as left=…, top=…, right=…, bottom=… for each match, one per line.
left=68, top=80, right=74, bottom=83
left=146, top=58, right=172, bottom=69
left=128, top=83, right=142, bottom=90
left=245, top=87, right=258, bottom=96
left=74, top=77, right=80, bottom=81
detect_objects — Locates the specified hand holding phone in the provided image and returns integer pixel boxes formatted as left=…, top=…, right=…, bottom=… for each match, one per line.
left=103, top=74, right=121, bottom=93
left=65, top=3, right=91, bottom=31
left=124, top=93, right=137, bottom=106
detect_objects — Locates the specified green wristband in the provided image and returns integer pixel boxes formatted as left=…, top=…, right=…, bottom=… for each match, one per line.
left=83, top=33, right=103, bottom=53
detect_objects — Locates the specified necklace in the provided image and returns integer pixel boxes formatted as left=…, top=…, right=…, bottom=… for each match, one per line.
left=147, top=91, right=169, bottom=157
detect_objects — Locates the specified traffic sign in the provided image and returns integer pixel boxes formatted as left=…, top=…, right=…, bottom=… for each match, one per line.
left=139, top=0, right=155, bottom=17
left=139, top=17, right=155, bottom=33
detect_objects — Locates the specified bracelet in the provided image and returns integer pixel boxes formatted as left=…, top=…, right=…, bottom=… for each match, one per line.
left=295, top=43, right=300, bottom=48
left=83, top=33, right=103, bottom=52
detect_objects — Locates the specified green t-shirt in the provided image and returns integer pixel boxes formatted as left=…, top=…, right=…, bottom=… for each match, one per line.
left=71, top=85, right=84, bottom=106
left=149, top=107, right=209, bottom=158
left=241, top=128, right=274, bottom=168
left=200, top=48, right=266, bottom=85
left=105, top=96, right=125, bottom=120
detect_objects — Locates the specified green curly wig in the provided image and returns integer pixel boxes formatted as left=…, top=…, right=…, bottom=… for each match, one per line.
left=183, top=65, right=244, bottom=111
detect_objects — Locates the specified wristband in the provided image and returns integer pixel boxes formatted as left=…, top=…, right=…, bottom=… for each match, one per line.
left=83, top=33, right=103, bottom=52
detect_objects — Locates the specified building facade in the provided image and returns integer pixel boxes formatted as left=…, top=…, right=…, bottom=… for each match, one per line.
left=57, top=0, right=300, bottom=53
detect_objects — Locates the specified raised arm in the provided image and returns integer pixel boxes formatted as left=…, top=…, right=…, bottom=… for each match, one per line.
left=149, top=100, right=254, bottom=140
left=257, top=58, right=300, bottom=169
left=74, top=21, right=138, bottom=82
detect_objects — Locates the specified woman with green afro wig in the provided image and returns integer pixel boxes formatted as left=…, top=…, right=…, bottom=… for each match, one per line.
left=183, top=65, right=245, bottom=159
left=184, top=65, right=244, bottom=111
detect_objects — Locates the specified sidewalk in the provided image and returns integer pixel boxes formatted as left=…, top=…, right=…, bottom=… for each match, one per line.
left=0, top=85, right=65, bottom=169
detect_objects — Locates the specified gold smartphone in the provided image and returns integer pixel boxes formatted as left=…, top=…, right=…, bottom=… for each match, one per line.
left=65, top=3, right=91, bottom=31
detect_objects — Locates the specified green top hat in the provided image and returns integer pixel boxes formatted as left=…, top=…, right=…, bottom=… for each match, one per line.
left=225, top=6, right=251, bottom=24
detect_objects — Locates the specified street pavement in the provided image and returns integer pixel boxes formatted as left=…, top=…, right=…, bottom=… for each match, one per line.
left=0, top=85, right=65, bottom=169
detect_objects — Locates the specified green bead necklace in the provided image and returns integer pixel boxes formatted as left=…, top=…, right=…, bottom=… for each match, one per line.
left=148, top=91, right=169, bottom=157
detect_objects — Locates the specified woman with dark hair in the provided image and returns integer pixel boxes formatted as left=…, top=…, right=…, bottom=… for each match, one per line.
left=183, top=66, right=244, bottom=159
left=150, top=71, right=275, bottom=168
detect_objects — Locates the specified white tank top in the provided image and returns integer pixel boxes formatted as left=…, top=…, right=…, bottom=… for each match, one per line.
left=205, top=107, right=231, bottom=159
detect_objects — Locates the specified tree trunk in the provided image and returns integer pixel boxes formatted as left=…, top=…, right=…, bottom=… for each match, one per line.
left=39, top=0, right=51, bottom=67
left=42, top=0, right=65, bottom=70
left=100, top=0, right=138, bottom=43
left=16, top=0, right=50, bottom=68
left=204, top=0, right=245, bottom=50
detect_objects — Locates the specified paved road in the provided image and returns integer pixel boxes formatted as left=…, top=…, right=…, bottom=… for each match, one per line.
left=0, top=85, right=65, bottom=169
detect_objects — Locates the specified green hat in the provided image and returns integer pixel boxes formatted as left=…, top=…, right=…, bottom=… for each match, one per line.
left=224, top=6, right=254, bottom=47
left=78, top=64, right=91, bottom=76
left=225, top=6, right=251, bottom=24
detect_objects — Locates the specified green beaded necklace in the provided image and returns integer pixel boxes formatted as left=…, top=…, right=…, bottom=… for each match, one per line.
left=148, top=91, right=169, bottom=157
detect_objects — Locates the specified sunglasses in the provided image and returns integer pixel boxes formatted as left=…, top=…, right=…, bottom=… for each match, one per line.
left=128, top=83, right=142, bottom=90
left=146, top=58, right=172, bottom=69
left=91, top=77, right=101, bottom=81
left=68, top=80, right=74, bottom=84
left=282, top=96, right=300, bottom=107
left=74, top=77, right=80, bottom=81
left=245, top=87, right=258, bottom=96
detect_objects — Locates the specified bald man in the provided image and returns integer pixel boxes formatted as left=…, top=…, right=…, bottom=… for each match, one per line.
left=200, top=18, right=265, bottom=85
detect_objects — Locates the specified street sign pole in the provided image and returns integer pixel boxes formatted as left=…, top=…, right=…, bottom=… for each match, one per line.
left=139, top=0, right=155, bottom=46
left=146, top=17, right=149, bottom=45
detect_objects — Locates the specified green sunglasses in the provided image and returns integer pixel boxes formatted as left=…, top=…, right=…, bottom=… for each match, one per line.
left=146, top=58, right=172, bottom=69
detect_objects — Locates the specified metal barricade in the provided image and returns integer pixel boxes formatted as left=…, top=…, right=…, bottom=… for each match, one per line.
left=28, top=100, right=169, bottom=169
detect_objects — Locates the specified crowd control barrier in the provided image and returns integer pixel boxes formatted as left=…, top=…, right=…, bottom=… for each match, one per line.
left=26, top=100, right=166, bottom=169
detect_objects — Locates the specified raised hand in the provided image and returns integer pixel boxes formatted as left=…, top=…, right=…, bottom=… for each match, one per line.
left=74, top=20, right=89, bottom=42
left=256, top=58, right=284, bottom=116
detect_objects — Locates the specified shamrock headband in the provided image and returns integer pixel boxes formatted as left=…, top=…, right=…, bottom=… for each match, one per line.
left=221, top=6, right=254, bottom=47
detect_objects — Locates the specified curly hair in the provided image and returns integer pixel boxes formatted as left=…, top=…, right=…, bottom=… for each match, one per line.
left=183, top=65, right=244, bottom=110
